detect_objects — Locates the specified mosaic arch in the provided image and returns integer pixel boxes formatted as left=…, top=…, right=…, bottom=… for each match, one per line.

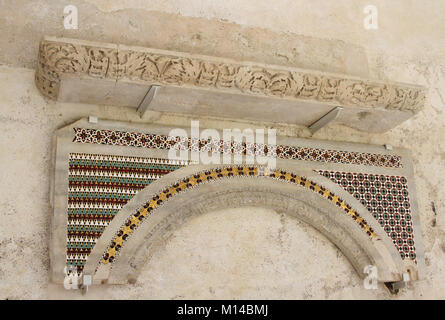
left=84, top=165, right=407, bottom=284
left=99, top=166, right=379, bottom=267
left=51, top=118, right=425, bottom=285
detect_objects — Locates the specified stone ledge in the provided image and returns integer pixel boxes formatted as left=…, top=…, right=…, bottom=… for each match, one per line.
left=35, top=37, right=426, bottom=132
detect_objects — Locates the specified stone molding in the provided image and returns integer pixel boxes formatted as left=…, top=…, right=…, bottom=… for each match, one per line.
left=85, top=171, right=405, bottom=284
left=36, top=37, right=426, bottom=113
left=51, top=119, right=425, bottom=284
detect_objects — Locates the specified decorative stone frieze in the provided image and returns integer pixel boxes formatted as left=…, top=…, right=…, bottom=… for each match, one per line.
left=35, top=37, right=426, bottom=133
left=36, top=37, right=425, bottom=112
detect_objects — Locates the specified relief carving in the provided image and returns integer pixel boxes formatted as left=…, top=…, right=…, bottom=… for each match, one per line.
left=35, top=38, right=426, bottom=112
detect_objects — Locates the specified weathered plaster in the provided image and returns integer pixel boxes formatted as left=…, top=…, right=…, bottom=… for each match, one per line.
left=0, top=0, right=445, bottom=299
left=0, top=0, right=371, bottom=78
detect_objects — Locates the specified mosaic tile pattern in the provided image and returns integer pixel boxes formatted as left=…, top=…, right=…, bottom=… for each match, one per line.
left=73, top=128, right=402, bottom=168
left=66, top=151, right=415, bottom=274
left=318, top=170, right=416, bottom=262
left=100, top=167, right=377, bottom=266
left=67, top=153, right=189, bottom=274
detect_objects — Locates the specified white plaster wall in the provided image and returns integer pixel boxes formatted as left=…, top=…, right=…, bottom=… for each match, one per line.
left=88, top=0, right=445, bottom=64
left=0, top=0, right=445, bottom=299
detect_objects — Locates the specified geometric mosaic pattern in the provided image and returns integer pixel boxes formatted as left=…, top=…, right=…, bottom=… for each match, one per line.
left=100, top=166, right=377, bottom=267
left=318, top=170, right=416, bottom=262
left=73, top=128, right=402, bottom=168
left=67, top=153, right=189, bottom=274
left=64, top=126, right=420, bottom=279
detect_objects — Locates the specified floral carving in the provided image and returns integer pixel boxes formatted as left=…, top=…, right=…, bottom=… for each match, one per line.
left=198, top=62, right=218, bottom=86
left=404, top=88, right=426, bottom=111
left=35, top=38, right=426, bottom=113
left=318, top=78, right=340, bottom=102
left=299, top=74, right=321, bottom=98
left=365, top=84, right=389, bottom=106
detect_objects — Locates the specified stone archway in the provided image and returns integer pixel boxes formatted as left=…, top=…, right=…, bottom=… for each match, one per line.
left=84, top=164, right=405, bottom=285
left=128, top=206, right=363, bottom=299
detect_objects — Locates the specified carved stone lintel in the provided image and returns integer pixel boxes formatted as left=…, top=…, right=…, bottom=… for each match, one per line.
left=35, top=37, right=426, bottom=113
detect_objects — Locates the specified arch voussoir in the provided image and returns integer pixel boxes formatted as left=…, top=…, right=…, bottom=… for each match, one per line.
left=84, top=165, right=406, bottom=285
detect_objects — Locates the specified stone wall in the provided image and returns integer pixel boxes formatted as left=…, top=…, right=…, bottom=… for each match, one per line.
left=0, top=0, right=444, bottom=299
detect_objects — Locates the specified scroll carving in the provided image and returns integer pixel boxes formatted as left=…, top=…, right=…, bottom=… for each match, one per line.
left=35, top=38, right=426, bottom=112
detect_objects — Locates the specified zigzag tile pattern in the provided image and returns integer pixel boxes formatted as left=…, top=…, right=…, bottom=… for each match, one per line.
left=67, top=153, right=189, bottom=274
